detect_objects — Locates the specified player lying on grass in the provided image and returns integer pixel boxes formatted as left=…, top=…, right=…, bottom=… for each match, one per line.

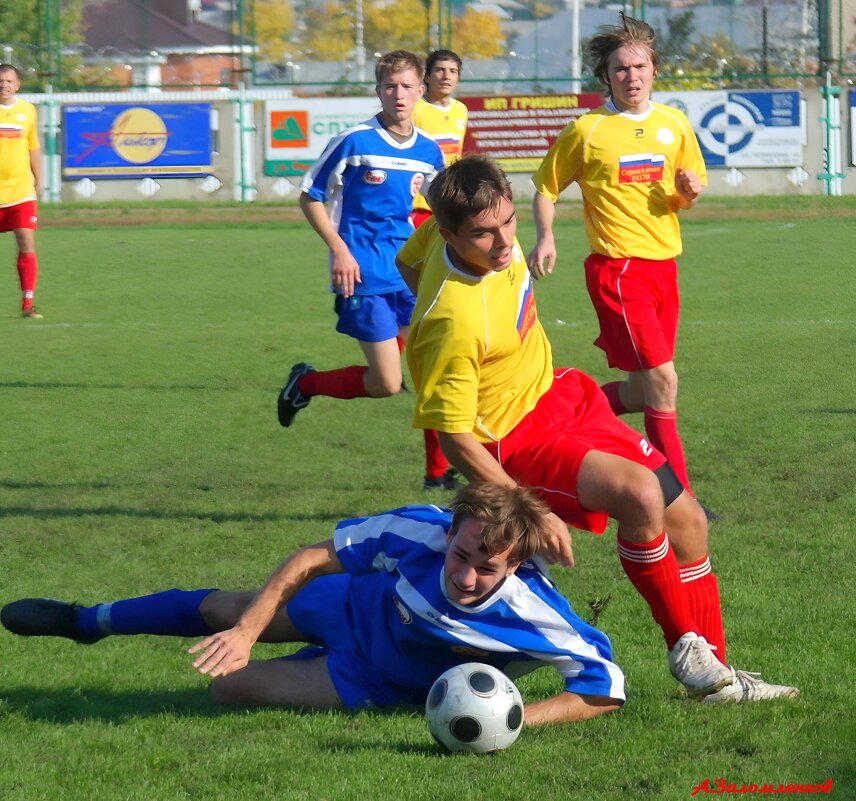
left=1, top=483, right=624, bottom=725
left=396, top=154, right=799, bottom=704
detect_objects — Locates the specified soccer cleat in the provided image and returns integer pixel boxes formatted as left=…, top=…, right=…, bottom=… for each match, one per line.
left=698, top=501, right=721, bottom=523
left=423, top=468, right=464, bottom=492
left=277, top=362, right=315, bottom=427
left=22, top=307, right=43, bottom=319
left=0, top=598, right=102, bottom=644
left=703, top=669, right=800, bottom=703
left=668, top=632, right=734, bottom=696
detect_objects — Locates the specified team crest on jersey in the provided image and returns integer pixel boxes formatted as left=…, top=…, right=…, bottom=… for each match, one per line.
left=363, top=169, right=387, bottom=185
left=392, top=596, right=412, bottom=624
left=410, top=172, right=425, bottom=196
left=619, top=153, right=665, bottom=183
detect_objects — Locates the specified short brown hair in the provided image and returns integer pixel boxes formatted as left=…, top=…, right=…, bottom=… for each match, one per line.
left=588, top=13, right=659, bottom=90
left=448, top=482, right=550, bottom=565
left=426, top=154, right=513, bottom=232
left=374, top=50, right=424, bottom=84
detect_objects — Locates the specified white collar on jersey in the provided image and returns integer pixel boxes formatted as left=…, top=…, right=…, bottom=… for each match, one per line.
left=606, top=98, right=654, bottom=121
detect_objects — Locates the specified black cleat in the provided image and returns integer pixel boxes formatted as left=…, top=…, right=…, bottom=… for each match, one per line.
left=0, top=598, right=102, bottom=644
left=698, top=501, right=721, bottom=523
left=277, top=362, right=315, bottom=427
left=423, top=468, right=464, bottom=492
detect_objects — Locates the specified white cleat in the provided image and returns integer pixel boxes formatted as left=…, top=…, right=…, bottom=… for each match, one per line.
left=704, top=669, right=800, bottom=703
left=668, top=632, right=734, bottom=696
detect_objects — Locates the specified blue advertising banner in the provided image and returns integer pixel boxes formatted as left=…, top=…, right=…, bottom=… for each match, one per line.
left=659, top=90, right=803, bottom=167
left=63, top=103, right=213, bottom=178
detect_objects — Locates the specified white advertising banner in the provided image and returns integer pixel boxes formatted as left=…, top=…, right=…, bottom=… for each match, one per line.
left=657, top=90, right=803, bottom=168
left=264, top=98, right=379, bottom=176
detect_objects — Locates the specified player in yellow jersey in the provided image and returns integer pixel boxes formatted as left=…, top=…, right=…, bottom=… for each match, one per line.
left=528, top=16, right=710, bottom=516
left=410, top=49, right=469, bottom=491
left=397, top=154, right=798, bottom=703
left=0, top=64, right=42, bottom=319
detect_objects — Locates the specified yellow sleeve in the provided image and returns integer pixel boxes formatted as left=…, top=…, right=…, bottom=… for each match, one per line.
left=398, top=218, right=436, bottom=274
left=532, top=119, right=584, bottom=202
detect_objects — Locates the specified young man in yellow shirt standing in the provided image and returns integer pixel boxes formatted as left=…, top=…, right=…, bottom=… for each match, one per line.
left=0, top=64, right=43, bottom=319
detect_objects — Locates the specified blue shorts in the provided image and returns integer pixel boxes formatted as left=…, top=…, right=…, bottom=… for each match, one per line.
left=334, top=290, right=415, bottom=343
left=286, top=574, right=412, bottom=709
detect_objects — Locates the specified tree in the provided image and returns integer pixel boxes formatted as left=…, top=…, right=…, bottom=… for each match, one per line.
left=0, top=0, right=85, bottom=89
left=254, top=0, right=296, bottom=64
left=452, top=8, right=505, bottom=59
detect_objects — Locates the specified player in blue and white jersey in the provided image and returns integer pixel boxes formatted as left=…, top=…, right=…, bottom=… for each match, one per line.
left=277, top=51, right=446, bottom=448
left=2, top=483, right=624, bottom=727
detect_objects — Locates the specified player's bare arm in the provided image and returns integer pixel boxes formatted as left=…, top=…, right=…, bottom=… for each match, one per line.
left=395, top=255, right=420, bottom=294
left=190, top=540, right=343, bottom=677
left=526, top=192, right=558, bottom=278
left=439, top=431, right=574, bottom=567
left=299, top=192, right=362, bottom=297
left=524, top=691, right=622, bottom=726
left=673, top=167, right=703, bottom=210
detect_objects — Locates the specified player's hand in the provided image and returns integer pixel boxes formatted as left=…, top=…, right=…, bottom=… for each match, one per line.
left=526, top=239, right=557, bottom=279
left=188, top=626, right=255, bottom=678
left=675, top=167, right=702, bottom=202
left=540, top=512, right=575, bottom=568
left=330, top=249, right=362, bottom=298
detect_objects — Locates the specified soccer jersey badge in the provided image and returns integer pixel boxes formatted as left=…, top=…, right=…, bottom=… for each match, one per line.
left=363, top=169, right=387, bottom=185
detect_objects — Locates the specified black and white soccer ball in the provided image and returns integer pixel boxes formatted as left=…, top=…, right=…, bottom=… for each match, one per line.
left=425, top=662, right=524, bottom=754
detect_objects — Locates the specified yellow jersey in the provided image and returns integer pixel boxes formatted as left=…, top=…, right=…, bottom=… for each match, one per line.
left=411, top=97, right=468, bottom=213
left=402, top=219, right=553, bottom=443
left=532, top=101, right=706, bottom=260
left=0, top=99, right=39, bottom=207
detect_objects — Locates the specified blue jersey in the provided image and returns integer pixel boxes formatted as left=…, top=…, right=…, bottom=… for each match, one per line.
left=331, top=505, right=625, bottom=703
left=300, top=116, right=445, bottom=296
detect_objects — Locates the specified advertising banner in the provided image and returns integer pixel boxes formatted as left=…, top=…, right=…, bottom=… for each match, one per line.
left=461, top=93, right=604, bottom=172
left=658, top=90, right=803, bottom=167
left=63, top=103, right=213, bottom=178
left=264, top=98, right=379, bottom=176
left=850, top=90, right=856, bottom=167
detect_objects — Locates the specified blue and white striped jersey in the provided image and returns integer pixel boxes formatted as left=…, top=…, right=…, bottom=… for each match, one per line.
left=300, top=116, right=445, bottom=296
left=333, top=505, right=625, bottom=702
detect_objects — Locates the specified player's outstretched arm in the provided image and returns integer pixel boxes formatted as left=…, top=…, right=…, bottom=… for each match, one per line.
left=190, top=540, right=343, bottom=678
left=524, top=691, right=622, bottom=727
left=299, top=192, right=362, bottom=297
left=527, top=192, right=558, bottom=278
left=438, top=432, right=574, bottom=567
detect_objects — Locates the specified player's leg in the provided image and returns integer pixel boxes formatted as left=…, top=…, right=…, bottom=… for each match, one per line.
left=14, top=217, right=40, bottom=317
left=278, top=295, right=401, bottom=426
left=210, top=653, right=345, bottom=709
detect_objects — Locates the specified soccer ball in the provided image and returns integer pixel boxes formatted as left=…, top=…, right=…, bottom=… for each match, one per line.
left=425, top=662, right=524, bottom=754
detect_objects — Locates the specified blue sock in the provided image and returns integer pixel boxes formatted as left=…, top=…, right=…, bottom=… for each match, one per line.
left=76, top=588, right=217, bottom=639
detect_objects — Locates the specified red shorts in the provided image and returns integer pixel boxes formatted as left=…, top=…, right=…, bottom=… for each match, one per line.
left=484, top=368, right=665, bottom=534
left=409, top=208, right=433, bottom=229
left=0, top=200, right=38, bottom=233
left=584, top=253, right=679, bottom=371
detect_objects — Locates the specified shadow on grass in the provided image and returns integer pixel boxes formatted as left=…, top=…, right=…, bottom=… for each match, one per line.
left=0, top=504, right=350, bottom=524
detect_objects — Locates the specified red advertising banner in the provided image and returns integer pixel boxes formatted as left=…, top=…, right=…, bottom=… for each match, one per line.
left=461, top=93, right=604, bottom=172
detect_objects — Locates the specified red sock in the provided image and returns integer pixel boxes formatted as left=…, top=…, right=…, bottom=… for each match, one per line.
left=298, top=366, right=369, bottom=399
left=17, top=252, right=38, bottom=308
left=644, top=406, right=691, bottom=493
left=617, top=532, right=698, bottom=649
left=424, top=429, right=449, bottom=479
left=396, top=335, right=406, bottom=354
left=679, top=556, right=727, bottom=663
left=600, top=381, right=627, bottom=415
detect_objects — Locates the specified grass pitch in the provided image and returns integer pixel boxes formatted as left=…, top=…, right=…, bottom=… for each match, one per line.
left=1, top=198, right=854, bottom=800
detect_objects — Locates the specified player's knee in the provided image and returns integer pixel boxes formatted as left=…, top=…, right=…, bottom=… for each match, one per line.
left=210, top=675, right=243, bottom=705
left=368, top=375, right=402, bottom=397
left=199, top=591, right=251, bottom=632
left=617, top=470, right=666, bottom=534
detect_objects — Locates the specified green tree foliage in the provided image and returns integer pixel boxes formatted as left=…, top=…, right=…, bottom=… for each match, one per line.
left=0, top=0, right=85, bottom=89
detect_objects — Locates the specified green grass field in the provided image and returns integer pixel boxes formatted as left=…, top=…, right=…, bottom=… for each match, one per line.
left=1, top=198, right=854, bottom=800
